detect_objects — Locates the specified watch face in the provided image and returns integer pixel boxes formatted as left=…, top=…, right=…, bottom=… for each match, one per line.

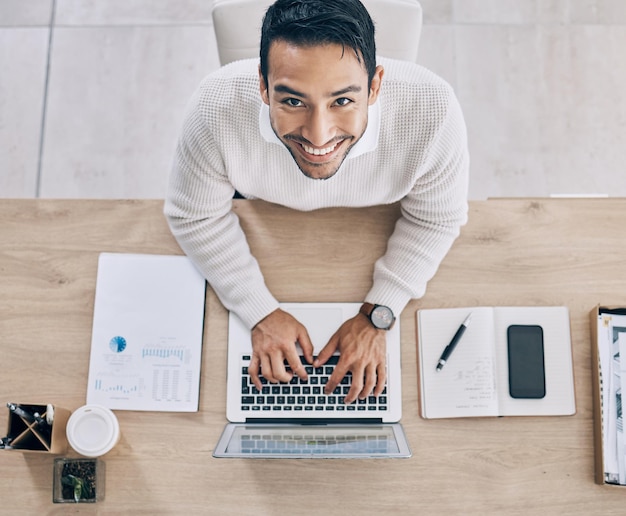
left=371, top=305, right=394, bottom=329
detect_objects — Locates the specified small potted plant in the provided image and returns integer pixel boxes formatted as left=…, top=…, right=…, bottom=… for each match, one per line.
left=53, top=458, right=104, bottom=503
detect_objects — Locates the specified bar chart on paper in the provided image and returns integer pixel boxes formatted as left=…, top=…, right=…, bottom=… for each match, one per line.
left=142, top=346, right=186, bottom=361
left=93, top=378, right=142, bottom=395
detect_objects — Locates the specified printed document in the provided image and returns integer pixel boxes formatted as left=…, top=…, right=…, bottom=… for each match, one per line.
left=86, top=253, right=206, bottom=411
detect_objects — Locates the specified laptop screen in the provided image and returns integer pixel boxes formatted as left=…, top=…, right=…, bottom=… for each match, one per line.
left=213, top=423, right=411, bottom=459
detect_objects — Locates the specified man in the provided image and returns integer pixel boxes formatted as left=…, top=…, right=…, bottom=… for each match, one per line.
left=165, top=0, right=469, bottom=405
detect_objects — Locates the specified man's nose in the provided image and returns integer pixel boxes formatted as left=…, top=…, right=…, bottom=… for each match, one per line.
left=302, top=108, right=335, bottom=147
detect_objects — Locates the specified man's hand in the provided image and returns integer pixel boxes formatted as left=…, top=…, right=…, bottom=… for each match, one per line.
left=314, top=314, right=386, bottom=404
left=249, top=309, right=314, bottom=391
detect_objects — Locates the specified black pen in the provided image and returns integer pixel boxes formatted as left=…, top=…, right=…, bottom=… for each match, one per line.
left=436, top=312, right=472, bottom=371
left=7, top=402, right=35, bottom=423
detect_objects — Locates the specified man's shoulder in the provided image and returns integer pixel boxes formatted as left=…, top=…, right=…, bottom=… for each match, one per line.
left=189, top=58, right=261, bottom=120
left=375, top=58, right=466, bottom=150
left=377, top=57, right=460, bottom=128
left=377, top=56, right=453, bottom=95
left=197, top=58, right=261, bottom=99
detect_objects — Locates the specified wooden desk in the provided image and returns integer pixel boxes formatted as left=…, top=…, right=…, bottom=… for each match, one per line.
left=1, top=198, right=625, bottom=514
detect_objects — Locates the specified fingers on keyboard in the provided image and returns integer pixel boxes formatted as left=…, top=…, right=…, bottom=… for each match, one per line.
left=240, top=355, right=387, bottom=412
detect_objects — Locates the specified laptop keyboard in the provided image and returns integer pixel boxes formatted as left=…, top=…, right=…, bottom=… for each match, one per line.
left=240, top=355, right=388, bottom=413
left=238, top=431, right=393, bottom=455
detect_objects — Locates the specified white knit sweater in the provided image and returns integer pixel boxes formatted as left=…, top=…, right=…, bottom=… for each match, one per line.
left=164, top=57, right=469, bottom=329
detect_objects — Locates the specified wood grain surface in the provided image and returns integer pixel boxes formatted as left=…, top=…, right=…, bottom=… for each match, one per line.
left=1, top=198, right=625, bottom=514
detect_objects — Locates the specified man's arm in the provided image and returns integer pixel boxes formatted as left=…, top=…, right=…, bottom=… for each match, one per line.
left=164, top=85, right=280, bottom=329
left=368, top=85, right=469, bottom=317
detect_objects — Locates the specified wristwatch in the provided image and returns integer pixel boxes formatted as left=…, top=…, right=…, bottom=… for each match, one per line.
left=359, top=303, right=396, bottom=330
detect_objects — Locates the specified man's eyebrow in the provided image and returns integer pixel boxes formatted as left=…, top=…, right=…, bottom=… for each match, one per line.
left=273, top=84, right=307, bottom=98
left=272, top=84, right=363, bottom=98
left=330, top=85, right=362, bottom=97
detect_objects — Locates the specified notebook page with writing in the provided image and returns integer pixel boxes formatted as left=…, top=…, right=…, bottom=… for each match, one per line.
left=418, top=307, right=499, bottom=419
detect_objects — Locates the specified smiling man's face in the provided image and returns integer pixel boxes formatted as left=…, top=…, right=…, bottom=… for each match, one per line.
left=259, top=40, right=383, bottom=180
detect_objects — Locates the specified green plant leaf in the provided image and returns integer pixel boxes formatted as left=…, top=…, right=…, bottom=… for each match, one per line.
left=61, top=474, right=84, bottom=502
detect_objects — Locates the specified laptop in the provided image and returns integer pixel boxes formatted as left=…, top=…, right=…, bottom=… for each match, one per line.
left=214, top=302, right=411, bottom=458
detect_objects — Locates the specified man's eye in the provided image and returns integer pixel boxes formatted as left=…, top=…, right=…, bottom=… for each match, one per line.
left=335, top=97, right=352, bottom=106
left=284, top=98, right=303, bottom=107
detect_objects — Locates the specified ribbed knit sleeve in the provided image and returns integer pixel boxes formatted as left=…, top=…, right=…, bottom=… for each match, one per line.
left=164, top=62, right=280, bottom=328
left=366, top=65, right=469, bottom=315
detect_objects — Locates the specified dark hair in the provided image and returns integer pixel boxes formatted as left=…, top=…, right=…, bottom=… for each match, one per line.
left=260, top=0, right=377, bottom=86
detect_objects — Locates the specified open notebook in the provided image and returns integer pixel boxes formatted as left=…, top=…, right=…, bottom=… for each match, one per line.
left=417, top=306, right=576, bottom=419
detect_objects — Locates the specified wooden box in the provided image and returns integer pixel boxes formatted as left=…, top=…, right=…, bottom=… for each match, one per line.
left=4, top=403, right=70, bottom=454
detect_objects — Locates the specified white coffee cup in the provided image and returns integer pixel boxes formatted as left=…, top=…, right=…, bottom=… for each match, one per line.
left=66, top=404, right=120, bottom=457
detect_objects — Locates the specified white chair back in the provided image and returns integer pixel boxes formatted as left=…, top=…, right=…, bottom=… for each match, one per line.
left=212, top=0, right=422, bottom=66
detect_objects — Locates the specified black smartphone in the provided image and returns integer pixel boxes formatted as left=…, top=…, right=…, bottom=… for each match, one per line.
left=507, top=324, right=546, bottom=399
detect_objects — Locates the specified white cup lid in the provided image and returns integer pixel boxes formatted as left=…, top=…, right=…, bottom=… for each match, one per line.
left=66, top=404, right=120, bottom=457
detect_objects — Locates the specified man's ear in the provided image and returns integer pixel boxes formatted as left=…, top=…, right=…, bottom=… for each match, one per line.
left=259, top=65, right=270, bottom=105
left=368, top=65, right=385, bottom=105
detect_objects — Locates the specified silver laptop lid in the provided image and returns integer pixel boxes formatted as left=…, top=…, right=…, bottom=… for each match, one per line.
left=226, top=303, right=402, bottom=423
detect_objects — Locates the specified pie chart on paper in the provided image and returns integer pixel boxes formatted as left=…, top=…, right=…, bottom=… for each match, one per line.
left=109, top=336, right=127, bottom=353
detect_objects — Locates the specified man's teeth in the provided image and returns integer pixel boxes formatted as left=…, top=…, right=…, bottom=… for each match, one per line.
left=302, top=142, right=338, bottom=156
